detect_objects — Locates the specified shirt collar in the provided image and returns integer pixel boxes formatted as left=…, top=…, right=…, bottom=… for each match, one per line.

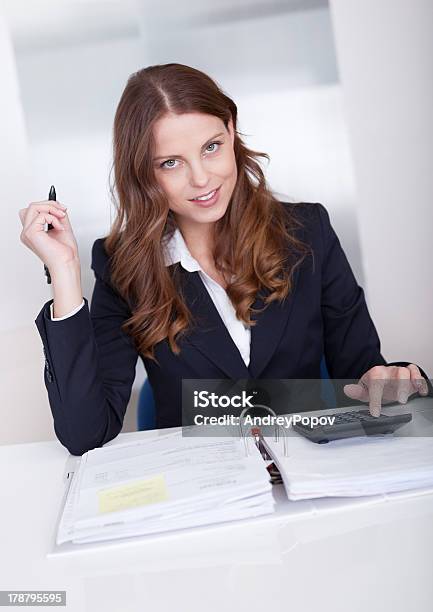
left=163, top=227, right=202, bottom=272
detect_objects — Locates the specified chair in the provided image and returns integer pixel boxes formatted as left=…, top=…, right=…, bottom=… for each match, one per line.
left=137, top=377, right=156, bottom=431
left=319, top=355, right=336, bottom=408
left=137, top=356, right=336, bottom=431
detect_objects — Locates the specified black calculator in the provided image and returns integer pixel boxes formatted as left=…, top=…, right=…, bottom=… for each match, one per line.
left=293, top=409, right=412, bottom=444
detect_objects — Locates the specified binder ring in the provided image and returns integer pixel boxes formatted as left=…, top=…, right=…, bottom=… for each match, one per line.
left=238, top=404, right=288, bottom=457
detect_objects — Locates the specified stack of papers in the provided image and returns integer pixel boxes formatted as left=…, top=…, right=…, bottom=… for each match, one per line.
left=57, top=431, right=274, bottom=545
left=262, top=432, right=433, bottom=500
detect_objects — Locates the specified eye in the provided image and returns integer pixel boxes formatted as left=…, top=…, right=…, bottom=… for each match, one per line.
left=160, top=159, right=178, bottom=169
left=159, top=141, right=223, bottom=170
left=206, top=141, right=223, bottom=153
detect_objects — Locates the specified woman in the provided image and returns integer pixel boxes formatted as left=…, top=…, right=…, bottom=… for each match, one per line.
left=19, top=63, right=431, bottom=456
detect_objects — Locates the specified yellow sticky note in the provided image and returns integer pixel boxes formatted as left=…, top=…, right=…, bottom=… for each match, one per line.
left=98, top=474, right=168, bottom=514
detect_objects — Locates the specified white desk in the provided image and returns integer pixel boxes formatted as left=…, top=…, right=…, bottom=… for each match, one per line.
left=1, top=398, right=433, bottom=612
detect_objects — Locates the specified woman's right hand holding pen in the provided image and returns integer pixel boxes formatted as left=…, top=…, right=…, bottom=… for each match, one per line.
left=19, top=200, right=79, bottom=267
left=19, top=200, right=84, bottom=317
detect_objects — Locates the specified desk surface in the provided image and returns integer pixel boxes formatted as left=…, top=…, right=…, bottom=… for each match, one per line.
left=1, top=398, right=433, bottom=612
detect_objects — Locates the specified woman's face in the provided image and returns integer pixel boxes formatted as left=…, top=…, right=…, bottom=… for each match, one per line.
left=152, top=112, right=237, bottom=229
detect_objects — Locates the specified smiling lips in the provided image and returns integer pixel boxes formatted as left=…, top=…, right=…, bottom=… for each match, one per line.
left=188, top=185, right=221, bottom=201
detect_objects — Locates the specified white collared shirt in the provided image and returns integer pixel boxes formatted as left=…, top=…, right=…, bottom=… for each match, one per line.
left=163, top=228, right=251, bottom=366
left=51, top=229, right=251, bottom=367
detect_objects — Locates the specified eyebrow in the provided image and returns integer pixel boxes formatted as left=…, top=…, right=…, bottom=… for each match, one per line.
left=153, top=132, right=225, bottom=162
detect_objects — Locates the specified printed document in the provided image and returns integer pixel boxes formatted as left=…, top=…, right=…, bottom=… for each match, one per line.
left=57, top=431, right=274, bottom=545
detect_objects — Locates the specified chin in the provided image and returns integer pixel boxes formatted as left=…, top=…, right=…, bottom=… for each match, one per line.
left=172, top=181, right=235, bottom=225
left=183, top=189, right=230, bottom=222
left=194, top=199, right=229, bottom=223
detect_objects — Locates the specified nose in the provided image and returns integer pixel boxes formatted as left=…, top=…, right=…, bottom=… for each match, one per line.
left=188, top=159, right=210, bottom=188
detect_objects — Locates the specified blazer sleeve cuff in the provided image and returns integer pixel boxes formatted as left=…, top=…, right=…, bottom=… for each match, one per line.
left=50, top=298, right=85, bottom=321
left=34, top=297, right=93, bottom=394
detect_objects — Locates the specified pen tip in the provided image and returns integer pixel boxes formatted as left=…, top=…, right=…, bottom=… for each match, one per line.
left=49, top=185, right=56, bottom=200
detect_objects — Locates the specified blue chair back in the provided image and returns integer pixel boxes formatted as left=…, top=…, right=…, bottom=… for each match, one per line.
left=319, top=355, right=336, bottom=408
left=137, top=377, right=156, bottom=431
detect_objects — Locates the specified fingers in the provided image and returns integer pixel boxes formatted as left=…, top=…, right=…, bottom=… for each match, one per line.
left=343, top=376, right=385, bottom=416
left=33, top=211, right=65, bottom=232
left=19, top=203, right=67, bottom=232
left=18, top=200, right=67, bottom=230
left=395, top=366, right=412, bottom=404
left=407, top=363, right=429, bottom=397
left=20, top=210, right=66, bottom=247
left=344, top=366, right=388, bottom=416
left=343, top=383, right=369, bottom=402
left=345, top=364, right=429, bottom=422
left=356, top=366, right=389, bottom=417
left=366, top=378, right=386, bottom=417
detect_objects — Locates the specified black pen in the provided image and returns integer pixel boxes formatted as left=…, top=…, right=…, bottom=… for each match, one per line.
left=44, top=185, right=56, bottom=284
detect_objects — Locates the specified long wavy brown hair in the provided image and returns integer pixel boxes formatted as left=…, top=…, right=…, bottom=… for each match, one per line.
left=105, top=63, right=311, bottom=361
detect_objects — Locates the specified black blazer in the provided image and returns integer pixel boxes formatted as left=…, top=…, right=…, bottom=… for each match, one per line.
left=35, top=202, right=431, bottom=455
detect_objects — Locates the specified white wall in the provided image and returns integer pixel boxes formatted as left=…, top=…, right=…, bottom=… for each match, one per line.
left=330, top=0, right=433, bottom=374
left=1, top=34, right=149, bottom=445
left=0, top=16, right=56, bottom=446
left=1, top=4, right=370, bottom=444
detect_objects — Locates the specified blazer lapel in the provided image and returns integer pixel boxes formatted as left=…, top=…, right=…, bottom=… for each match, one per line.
left=248, top=265, right=300, bottom=379
left=180, top=270, right=250, bottom=379
left=178, top=262, right=299, bottom=380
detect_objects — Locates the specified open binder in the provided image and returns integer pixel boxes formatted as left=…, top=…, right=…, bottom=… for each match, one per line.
left=54, top=428, right=275, bottom=550
left=51, top=402, right=433, bottom=555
